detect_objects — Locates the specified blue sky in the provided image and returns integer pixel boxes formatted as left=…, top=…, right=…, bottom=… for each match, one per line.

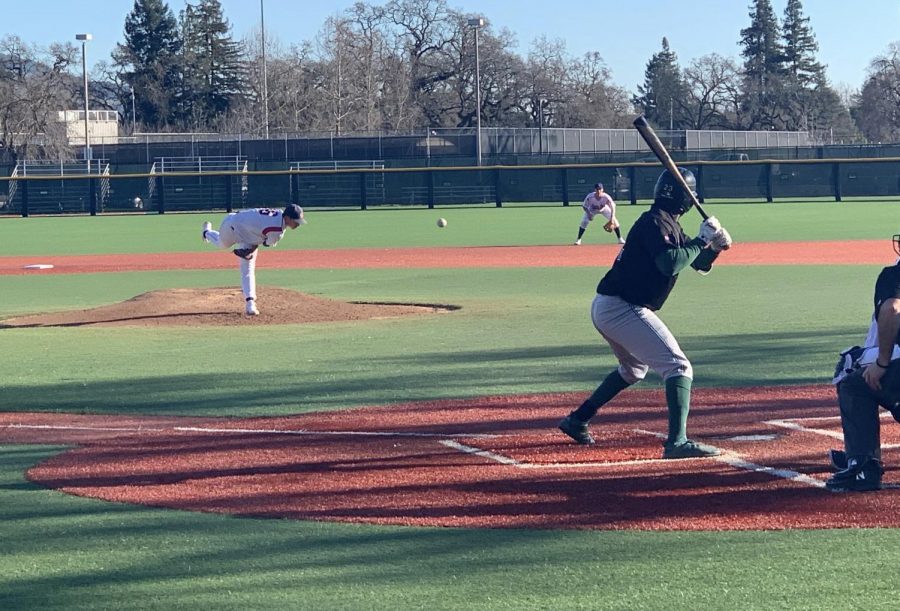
left=5, top=0, right=899, bottom=94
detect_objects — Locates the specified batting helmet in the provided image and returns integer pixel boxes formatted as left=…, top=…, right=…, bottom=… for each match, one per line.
left=653, top=168, right=697, bottom=215
left=283, top=204, right=307, bottom=225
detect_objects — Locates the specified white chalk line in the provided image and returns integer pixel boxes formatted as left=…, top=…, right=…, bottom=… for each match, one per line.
left=764, top=418, right=900, bottom=450
left=439, top=439, right=687, bottom=468
left=442, top=428, right=830, bottom=489
left=8, top=422, right=897, bottom=490
left=2, top=423, right=502, bottom=440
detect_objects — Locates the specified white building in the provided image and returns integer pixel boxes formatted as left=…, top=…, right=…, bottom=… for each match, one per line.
left=58, top=110, right=120, bottom=146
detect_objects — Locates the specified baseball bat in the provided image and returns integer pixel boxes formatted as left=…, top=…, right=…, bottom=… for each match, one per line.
left=632, top=114, right=709, bottom=220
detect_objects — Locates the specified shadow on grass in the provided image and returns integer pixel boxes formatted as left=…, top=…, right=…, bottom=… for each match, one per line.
left=0, top=326, right=858, bottom=417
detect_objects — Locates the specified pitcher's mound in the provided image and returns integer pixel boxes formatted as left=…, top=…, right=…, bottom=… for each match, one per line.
left=0, top=287, right=458, bottom=328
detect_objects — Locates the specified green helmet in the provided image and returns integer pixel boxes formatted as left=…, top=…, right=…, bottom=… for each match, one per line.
left=653, top=168, right=696, bottom=215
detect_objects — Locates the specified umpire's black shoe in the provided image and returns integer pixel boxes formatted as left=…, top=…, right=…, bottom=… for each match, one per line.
left=558, top=415, right=595, bottom=445
left=828, top=449, right=885, bottom=474
left=826, top=457, right=882, bottom=492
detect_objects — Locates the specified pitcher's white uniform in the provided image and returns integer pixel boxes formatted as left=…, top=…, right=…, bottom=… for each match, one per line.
left=203, top=206, right=305, bottom=314
left=208, top=208, right=289, bottom=251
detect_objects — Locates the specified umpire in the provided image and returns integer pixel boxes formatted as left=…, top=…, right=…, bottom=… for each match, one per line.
left=827, top=234, right=900, bottom=492
left=558, top=168, right=732, bottom=459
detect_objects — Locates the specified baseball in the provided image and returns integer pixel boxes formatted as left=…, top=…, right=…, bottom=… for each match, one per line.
left=437, top=217, right=448, bottom=228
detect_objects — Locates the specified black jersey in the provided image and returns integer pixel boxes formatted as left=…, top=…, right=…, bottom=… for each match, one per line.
left=596, top=206, right=688, bottom=311
left=874, top=263, right=900, bottom=346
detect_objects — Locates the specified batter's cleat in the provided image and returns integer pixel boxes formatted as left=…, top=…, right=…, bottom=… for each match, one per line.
left=617, top=237, right=626, bottom=245
left=662, top=439, right=720, bottom=459
left=573, top=239, right=582, bottom=245
left=558, top=415, right=595, bottom=445
left=826, top=457, right=882, bottom=492
left=245, top=298, right=259, bottom=316
left=202, top=221, right=212, bottom=242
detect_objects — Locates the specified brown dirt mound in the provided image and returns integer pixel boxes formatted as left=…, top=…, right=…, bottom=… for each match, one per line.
left=0, top=287, right=457, bottom=328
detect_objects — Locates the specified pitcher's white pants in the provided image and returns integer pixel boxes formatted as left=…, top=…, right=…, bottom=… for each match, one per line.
left=205, top=216, right=257, bottom=301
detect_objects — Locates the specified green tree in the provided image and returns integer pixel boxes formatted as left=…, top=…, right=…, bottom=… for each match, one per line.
left=112, top=0, right=181, bottom=130
left=739, top=0, right=784, bottom=128
left=178, top=0, right=246, bottom=128
left=633, top=37, right=688, bottom=129
left=778, top=0, right=853, bottom=138
left=781, top=0, right=823, bottom=88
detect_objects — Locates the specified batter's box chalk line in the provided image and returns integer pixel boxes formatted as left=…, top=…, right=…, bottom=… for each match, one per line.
left=2, top=422, right=505, bottom=440
left=442, top=428, right=828, bottom=489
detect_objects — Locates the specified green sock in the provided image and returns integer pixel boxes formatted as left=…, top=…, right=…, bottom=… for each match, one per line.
left=571, top=370, right=631, bottom=422
left=665, top=375, right=692, bottom=446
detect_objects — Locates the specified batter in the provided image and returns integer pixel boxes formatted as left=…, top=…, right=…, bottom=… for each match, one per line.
left=559, top=168, right=732, bottom=459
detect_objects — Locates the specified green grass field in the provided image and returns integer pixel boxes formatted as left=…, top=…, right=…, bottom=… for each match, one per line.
left=1, top=202, right=898, bottom=609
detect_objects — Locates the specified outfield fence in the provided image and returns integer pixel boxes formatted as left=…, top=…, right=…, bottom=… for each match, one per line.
left=1, top=156, right=899, bottom=216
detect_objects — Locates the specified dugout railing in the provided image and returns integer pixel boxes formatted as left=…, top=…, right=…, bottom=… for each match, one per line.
left=2, top=156, right=900, bottom=216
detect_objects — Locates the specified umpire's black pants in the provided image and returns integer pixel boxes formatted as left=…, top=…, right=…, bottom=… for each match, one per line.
left=838, top=361, right=900, bottom=460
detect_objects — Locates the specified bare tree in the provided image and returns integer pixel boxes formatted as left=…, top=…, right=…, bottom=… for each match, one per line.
left=313, top=17, right=364, bottom=134
left=523, top=36, right=569, bottom=128
left=682, top=54, right=741, bottom=129
left=0, top=36, right=77, bottom=161
left=384, top=0, right=457, bottom=126
left=562, top=51, right=632, bottom=128
left=854, top=42, right=900, bottom=142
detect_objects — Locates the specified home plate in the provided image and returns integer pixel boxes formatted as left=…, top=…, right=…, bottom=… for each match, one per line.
left=23, top=264, right=54, bottom=270
left=728, top=434, right=778, bottom=442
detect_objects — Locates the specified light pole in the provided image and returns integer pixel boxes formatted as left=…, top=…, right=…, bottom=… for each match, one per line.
left=538, top=99, right=545, bottom=155
left=75, top=33, right=92, bottom=161
left=260, top=0, right=269, bottom=139
left=467, top=18, right=484, bottom=166
left=130, top=85, right=136, bottom=135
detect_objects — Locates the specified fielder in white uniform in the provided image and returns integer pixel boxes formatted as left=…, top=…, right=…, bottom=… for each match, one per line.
left=575, top=182, right=624, bottom=245
left=202, top=204, right=306, bottom=315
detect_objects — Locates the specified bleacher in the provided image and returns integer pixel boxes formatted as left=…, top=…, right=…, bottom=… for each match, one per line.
left=6, top=159, right=110, bottom=215
left=149, top=156, right=248, bottom=212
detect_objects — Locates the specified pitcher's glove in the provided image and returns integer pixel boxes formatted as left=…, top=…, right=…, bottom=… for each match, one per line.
left=603, top=219, right=619, bottom=232
left=233, top=246, right=258, bottom=260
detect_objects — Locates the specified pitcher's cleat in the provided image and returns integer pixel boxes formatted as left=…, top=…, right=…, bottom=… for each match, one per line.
left=245, top=298, right=260, bottom=316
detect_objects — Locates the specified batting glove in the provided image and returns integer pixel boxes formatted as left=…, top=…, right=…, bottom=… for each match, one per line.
left=698, top=216, right=722, bottom=243
left=709, top=227, right=733, bottom=252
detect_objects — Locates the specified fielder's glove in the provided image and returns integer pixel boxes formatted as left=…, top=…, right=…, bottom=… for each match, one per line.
left=233, top=246, right=258, bottom=260
left=603, top=219, right=619, bottom=233
left=697, top=216, right=722, bottom=243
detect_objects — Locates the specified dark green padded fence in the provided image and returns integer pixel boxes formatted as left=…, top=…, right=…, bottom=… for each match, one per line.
left=2, top=158, right=899, bottom=216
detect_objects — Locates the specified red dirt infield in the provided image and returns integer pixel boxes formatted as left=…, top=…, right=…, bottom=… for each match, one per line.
left=1, top=239, right=896, bottom=275
left=4, top=385, right=900, bottom=531
left=3, top=240, right=900, bottom=530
